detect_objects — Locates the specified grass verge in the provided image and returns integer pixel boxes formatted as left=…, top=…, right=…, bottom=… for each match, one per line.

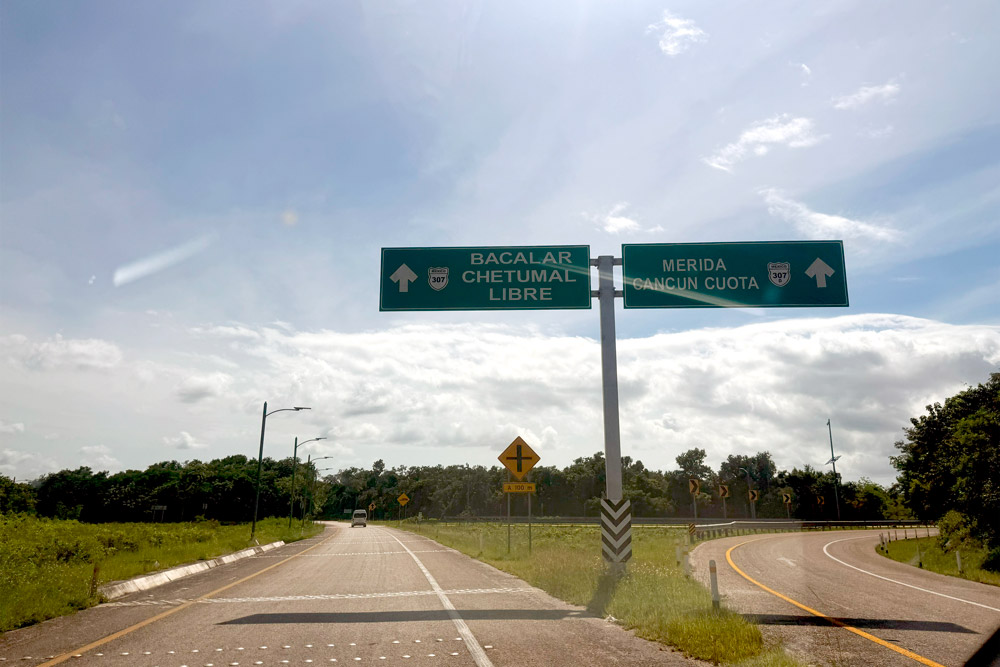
left=0, top=514, right=322, bottom=633
left=399, top=521, right=802, bottom=666
left=879, top=537, right=1000, bottom=586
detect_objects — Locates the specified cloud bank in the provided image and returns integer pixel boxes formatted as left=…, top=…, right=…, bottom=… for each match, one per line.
left=5, top=315, right=996, bottom=485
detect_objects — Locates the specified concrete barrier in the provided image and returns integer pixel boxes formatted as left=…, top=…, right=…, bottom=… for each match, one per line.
left=99, top=541, right=285, bottom=600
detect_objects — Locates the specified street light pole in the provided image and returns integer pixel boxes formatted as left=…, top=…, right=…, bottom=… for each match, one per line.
left=826, top=419, right=842, bottom=520
left=289, top=436, right=326, bottom=528
left=251, top=403, right=310, bottom=543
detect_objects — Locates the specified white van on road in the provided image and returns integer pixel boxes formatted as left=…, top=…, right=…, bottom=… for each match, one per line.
left=351, top=509, right=367, bottom=527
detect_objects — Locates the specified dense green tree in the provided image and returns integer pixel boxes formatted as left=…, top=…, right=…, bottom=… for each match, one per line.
left=0, top=474, right=36, bottom=514
left=891, top=373, right=1000, bottom=546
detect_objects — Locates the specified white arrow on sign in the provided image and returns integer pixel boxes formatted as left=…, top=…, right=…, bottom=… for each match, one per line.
left=805, top=258, right=835, bottom=288
left=390, top=264, right=418, bottom=293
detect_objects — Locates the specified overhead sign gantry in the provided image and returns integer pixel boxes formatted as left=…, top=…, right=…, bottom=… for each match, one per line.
left=380, top=241, right=848, bottom=566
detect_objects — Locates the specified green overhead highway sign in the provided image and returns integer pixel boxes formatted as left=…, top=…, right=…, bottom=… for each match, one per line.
left=380, top=245, right=591, bottom=311
left=622, top=241, right=848, bottom=309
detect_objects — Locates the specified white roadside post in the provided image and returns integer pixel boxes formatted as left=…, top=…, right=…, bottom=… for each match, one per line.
left=956, top=550, right=963, bottom=574
left=594, top=255, right=633, bottom=569
left=709, top=560, right=720, bottom=611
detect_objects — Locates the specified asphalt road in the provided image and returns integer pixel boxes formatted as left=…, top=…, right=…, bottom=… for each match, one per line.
left=691, top=529, right=1000, bottom=667
left=1, top=522, right=693, bottom=666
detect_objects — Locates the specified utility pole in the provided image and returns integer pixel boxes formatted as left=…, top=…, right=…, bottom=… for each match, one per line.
left=826, top=419, right=842, bottom=520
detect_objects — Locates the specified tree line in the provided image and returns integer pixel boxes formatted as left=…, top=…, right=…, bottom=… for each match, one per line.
left=2, top=373, right=994, bottom=548
left=1, top=449, right=902, bottom=524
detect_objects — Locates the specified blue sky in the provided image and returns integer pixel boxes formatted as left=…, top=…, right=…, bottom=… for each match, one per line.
left=2, top=1, right=998, bottom=485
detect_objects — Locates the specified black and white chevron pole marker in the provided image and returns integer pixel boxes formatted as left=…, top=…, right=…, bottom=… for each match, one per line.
left=601, top=498, right=632, bottom=563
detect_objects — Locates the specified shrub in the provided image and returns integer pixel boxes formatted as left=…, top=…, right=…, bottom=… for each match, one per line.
left=936, top=510, right=978, bottom=551
left=982, top=547, right=1000, bottom=573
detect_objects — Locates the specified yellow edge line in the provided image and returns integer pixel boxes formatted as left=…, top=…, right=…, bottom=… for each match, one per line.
left=725, top=541, right=945, bottom=667
left=40, top=529, right=339, bottom=666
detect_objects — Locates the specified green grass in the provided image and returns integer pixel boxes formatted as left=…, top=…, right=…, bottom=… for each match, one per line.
left=879, top=537, right=1000, bottom=586
left=400, top=521, right=802, bottom=666
left=0, top=514, right=322, bottom=633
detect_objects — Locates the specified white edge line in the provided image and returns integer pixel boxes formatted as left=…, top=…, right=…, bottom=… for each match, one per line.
left=382, top=527, right=495, bottom=667
left=822, top=536, right=1000, bottom=613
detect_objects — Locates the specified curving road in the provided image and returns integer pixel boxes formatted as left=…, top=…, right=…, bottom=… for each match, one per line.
left=1, top=522, right=691, bottom=666
left=691, top=529, right=1000, bottom=667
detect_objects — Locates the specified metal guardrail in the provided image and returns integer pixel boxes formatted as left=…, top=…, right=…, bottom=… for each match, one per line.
left=688, top=519, right=934, bottom=541
left=437, top=516, right=930, bottom=529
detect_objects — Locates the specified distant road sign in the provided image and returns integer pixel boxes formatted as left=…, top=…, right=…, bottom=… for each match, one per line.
left=368, top=502, right=376, bottom=512
left=782, top=493, right=793, bottom=504
left=688, top=523, right=696, bottom=536
left=380, top=246, right=592, bottom=311
left=499, top=436, right=539, bottom=481
left=397, top=493, right=410, bottom=506
left=688, top=478, right=701, bottom=495
left=719, top=485, right=730, bottom=498
left=749, top=490, right=760, bottom=502
left=151, top=505, right=167, bottom=511
left=503, top=482, right=536, bottom=493
left=622, top=241, right=848, bottom=309
left=816, top=496, right=825, bottom=506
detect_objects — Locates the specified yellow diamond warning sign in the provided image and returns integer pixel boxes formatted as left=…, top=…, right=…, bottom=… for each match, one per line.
left=397, top=493, right=410, bottom=506
left=498, top=436, right=539, bottom=481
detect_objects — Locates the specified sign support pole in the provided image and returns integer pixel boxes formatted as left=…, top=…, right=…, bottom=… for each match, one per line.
left=507, top=471, right=512, bottom=554
left=593, top=255, right=633, bottom=568
left=722, top=496, right=727, bottom=520
left=528, top=491, right=532, bottom=554
left=595, top=256, right=624, bottom=504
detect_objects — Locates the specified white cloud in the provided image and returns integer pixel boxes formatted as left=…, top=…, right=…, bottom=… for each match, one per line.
left=281, top=209, right=298, bottom=226
left=704, top=114, right=825, bottom=172
left=2, top=334, right=123, bottom=371
left=0, top=420, right=25, bottom=434
left=88, top=275, right=96, bottom=285
left=80, top=445, right=119, bottom=470
left=176, top=372, right=234, bottom=403
left=647, top=10, right=708, bottom=57
left=0, top=448, right=57, bottom=478
left=585, top=202, right=664, bottom=235
left=163, top=431, right=208, bottom=450
left=797, top=63, right=812, bottom=86
left=833, top=81, right=900, bottom=110
left=760, top=189, right=901, bottom=243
